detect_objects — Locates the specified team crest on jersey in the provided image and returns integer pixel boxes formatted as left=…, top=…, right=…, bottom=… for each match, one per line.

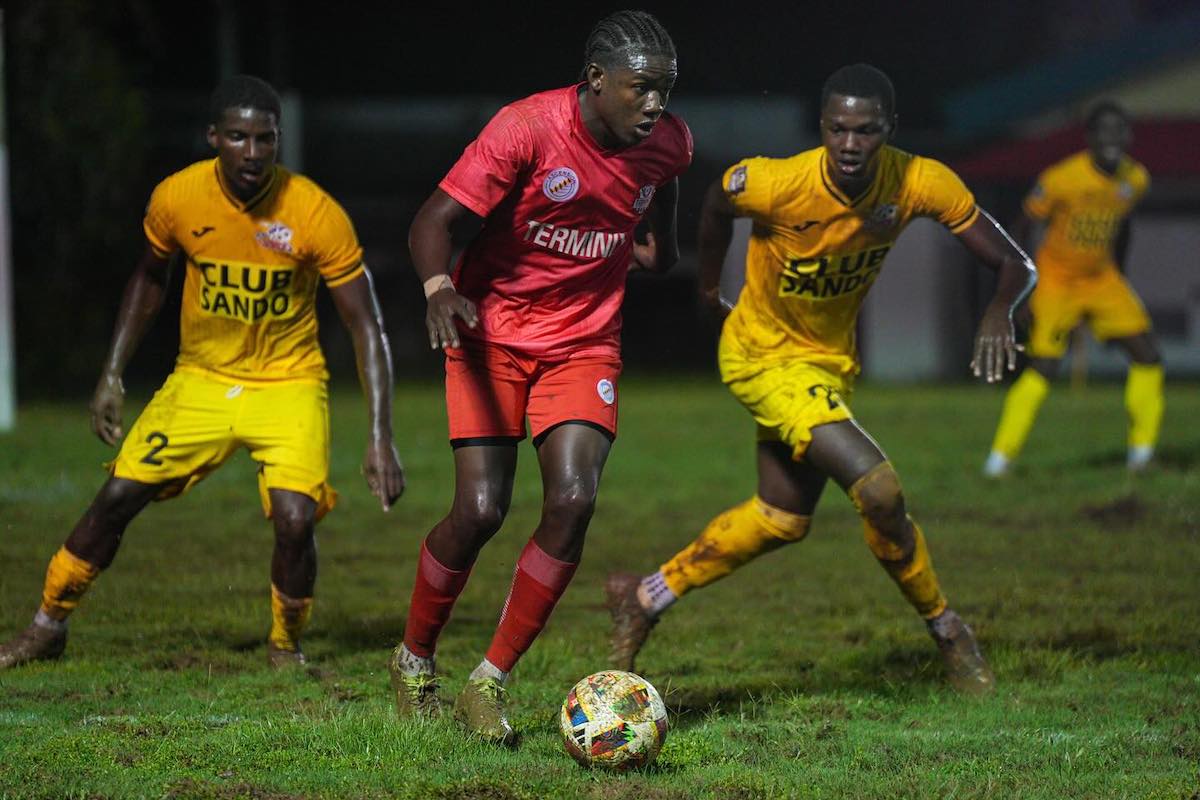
left=596, top=378, right=615, bottom=405
left=543, top=167, right=580, bottom=202
left=256, top=221, right=294, bottom=254
left=633, top=185, right=656, bottom=214
left=1117, top=181, right=1133, bottom=200
left=864, top=203, right=899, bottom=231
left=726, top=165, right=747, bottom=195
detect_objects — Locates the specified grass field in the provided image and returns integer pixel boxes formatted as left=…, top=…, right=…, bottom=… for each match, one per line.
left=1, top=377, right=1197, bottom=799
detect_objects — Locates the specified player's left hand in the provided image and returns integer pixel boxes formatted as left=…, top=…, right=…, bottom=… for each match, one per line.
left=362, top=439, right=405, bottom=511
left=970, top=303, right=1022, bottom=383
left=629, top=232, right=658, bottom=272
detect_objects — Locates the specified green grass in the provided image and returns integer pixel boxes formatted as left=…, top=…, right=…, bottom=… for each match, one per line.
left=1, top=377, right=1197, bottom=799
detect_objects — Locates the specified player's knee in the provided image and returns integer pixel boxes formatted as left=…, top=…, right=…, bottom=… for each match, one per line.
left=272, top=501, right=316, bottom=546
left=542, top=481, right=598, bottom=532
left=452, top=495, right=509, bottom=539
left=91, top=480, right=153, bottom=529
left=848, top=463, right=907, bottom=534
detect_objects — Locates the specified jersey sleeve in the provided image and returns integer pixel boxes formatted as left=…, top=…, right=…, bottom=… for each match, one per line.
left=1132, top=163, right=1151, bottom=203
left=142, top=178, right=179, bottom=258
left=308, top=196, right=365, bottom=288
left=1022, top=168, right=1055, bottom=220
left=914, top=158, right=979, bottom=233
left=439, top=105, right=533, bottom=219
left=723, top=157, right=775, bottom=220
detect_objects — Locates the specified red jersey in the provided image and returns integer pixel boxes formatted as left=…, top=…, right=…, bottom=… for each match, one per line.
left=439, top=84, right=693, bottom=359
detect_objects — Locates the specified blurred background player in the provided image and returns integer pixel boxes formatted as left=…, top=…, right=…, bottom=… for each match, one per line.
left=983, top=101, right=1163, bottom=476
left=0, top=75, right=404, bottom=671
left=389, top=11, right=691, bottom=745
left=606, top=63, right=1036, bottom=695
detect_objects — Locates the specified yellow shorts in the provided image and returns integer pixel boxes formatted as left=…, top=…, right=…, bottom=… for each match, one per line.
left=1028, top=269, right=1151, bottom=359
left=718, top=331, right=855, bottom=460
left=111, top=370, right=337, bottom=519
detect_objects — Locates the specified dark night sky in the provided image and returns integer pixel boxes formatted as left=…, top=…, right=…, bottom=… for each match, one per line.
left=107, top=0, right=1120, bottom=127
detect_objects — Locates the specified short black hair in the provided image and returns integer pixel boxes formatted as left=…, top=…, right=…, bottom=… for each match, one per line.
left=581, top=10, right=676, bottom=78
left=209, top=75, right=282, bottom=124
left=1086, top=100, right=1129, bottom=131
left=821, top=63, right=895, bottom=118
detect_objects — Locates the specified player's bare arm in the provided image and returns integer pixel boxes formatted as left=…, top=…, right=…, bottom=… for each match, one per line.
left=1113, top=218, right=1132, bottom=274
left=90, top=244, right=173, bottom=446
left=329, top=270, right=405, bottom=510
left=696, top=178, right=737, bottom=314
left=630, top=178, right=680, bottom=273
left=957, top=210, right=1038, bottom=383
left=408, top=188, right=480, bottom=350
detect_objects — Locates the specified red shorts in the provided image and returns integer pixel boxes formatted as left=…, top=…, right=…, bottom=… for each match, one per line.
left=445, top=343, right=621, bottom=446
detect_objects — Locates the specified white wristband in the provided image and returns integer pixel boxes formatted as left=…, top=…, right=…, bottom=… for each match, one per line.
left=423, top=274, right=454, bottom=298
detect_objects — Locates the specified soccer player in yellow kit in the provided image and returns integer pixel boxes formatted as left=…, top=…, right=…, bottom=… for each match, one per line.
left=606, top=64, right=1036, bottom=694
left=0, top=76, right=404, bottom=670
left=984, top=102, right=1162, bottom=476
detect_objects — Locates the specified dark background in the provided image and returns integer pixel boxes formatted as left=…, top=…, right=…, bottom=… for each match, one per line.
left=6, top=0, right=1194, bottom=395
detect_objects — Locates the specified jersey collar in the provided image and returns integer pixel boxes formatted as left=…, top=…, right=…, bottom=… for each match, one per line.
left=213, top=159, right=278, bottom=212
left=820, top=151, right=875, bottom=208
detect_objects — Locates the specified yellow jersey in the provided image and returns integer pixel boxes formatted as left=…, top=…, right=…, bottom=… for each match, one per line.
left=143, top=160, right=365, bottom=383
left=1023, top=151, right=1149, bottom=280
left=722, top=145, right=978, bottom=375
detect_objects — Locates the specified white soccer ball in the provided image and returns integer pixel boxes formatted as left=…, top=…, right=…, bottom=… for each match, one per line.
left=559, top=670, right=668, bottom=770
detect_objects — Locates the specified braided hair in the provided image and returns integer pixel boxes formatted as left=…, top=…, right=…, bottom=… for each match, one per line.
left=820, top=64, right=895, bottom=118
left=209, top=75, right=281, bottom=124
left=581, top=10, right=676, bottom=77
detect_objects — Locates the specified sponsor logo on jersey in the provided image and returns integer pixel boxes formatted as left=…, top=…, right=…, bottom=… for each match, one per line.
left=543, top=167, right=580, bottom=202
left=596, top=379, right=615, bottom=405
left=256, top=221, right=294, bottom=254
left=633, top=185, right=656, bottom=214
left=792, top=220, right=821, bottom=232
left=523, top=220, right=627, bottom=259
left=864, top=203, right=899, bottom=232
left=778, top=244, right=891, bottom=299
left=726, top=166, right=747, bottom=195
left=191, top=225, right=216, bottom=238
left=194, top=258, right=298, bottom=323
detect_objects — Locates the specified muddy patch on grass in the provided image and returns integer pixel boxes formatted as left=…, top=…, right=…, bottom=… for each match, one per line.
left=1080, top=494, right=1147, bottom=527
left=433, top=782, right=525, bottom=800
left=1038, top=624, right=1134, bottom=660
left=164, top=778, right=306, bottom=800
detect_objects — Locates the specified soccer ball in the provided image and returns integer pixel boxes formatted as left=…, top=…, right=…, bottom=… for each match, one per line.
left=559, top=670, right=668, bottom=770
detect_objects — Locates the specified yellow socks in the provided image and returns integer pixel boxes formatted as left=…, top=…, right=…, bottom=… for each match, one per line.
left=1125, top=363, right=1164, bottom=450
left=862, top=518, right=947, bottom=619
left=268, top=585, right=313, bottom=652
left=989, top=369, right=1050, bottom=461
left=40, top=547, right=101, bottom=621
left=660, top=496, right=810, bottom=598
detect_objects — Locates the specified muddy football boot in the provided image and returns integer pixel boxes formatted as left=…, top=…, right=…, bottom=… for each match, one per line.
left=0, top=622, right=67, bottom=669
left=266, top=641, right=307, bottom=669
left=454, top=677, right=517, bottom=746
left=605, top=572, right=658, bottom=672
left=388, top=646, right=442, bottom=720
left=931, top=617, right=995, bottom=695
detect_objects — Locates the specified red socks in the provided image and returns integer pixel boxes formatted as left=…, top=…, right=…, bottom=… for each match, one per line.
left=485, top=540, right=578, bottom=672
left=402, top=541, right=472, bottom=658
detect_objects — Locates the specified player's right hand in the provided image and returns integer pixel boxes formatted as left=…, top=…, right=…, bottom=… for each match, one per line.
left=90, top=374, right=125, bottom=446
left=426, top=287, right=478, bottom=350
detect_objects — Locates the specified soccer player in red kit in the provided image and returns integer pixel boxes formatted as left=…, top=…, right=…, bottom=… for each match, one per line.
left=389, top=10, right=692, bottom=744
